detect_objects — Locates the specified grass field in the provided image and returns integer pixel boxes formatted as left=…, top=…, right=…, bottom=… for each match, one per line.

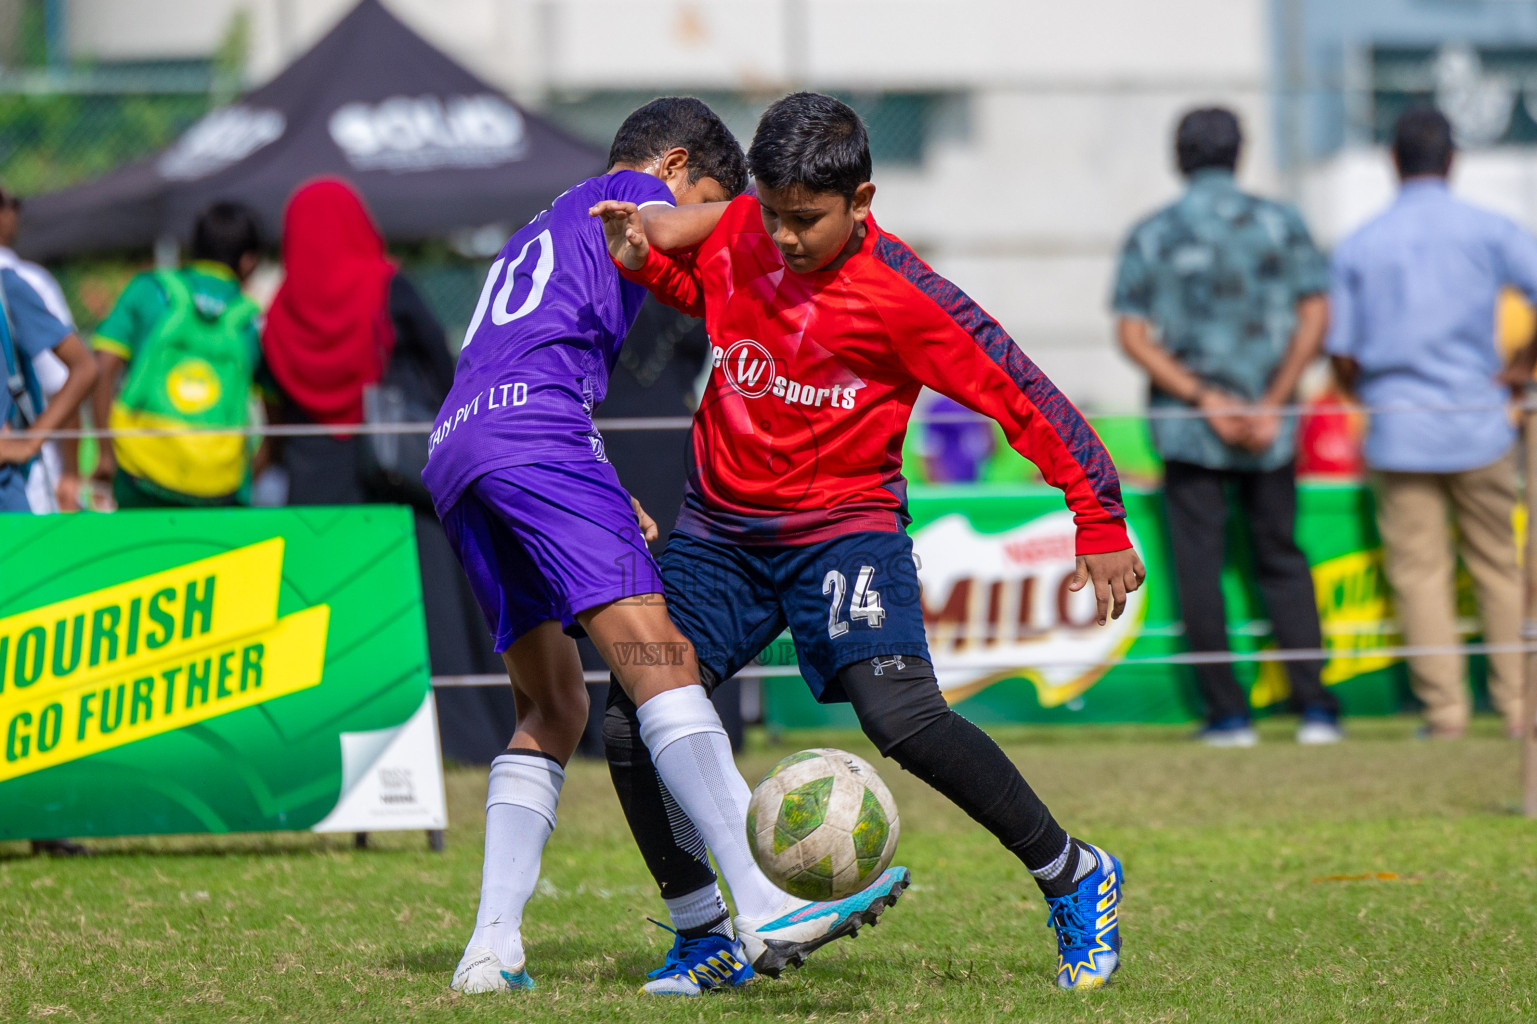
left=3, top=717, right=1534, bottom=1023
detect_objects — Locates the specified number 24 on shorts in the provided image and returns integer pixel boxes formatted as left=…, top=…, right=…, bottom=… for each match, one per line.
left=822, top=566, right=886, bottom=638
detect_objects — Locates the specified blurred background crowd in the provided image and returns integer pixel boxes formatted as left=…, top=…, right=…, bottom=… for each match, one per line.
left=4, top=0, right=1537, bottom=760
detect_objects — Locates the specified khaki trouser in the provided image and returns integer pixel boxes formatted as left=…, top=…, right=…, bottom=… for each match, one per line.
left=1373, top=448, right=1524, bottom=733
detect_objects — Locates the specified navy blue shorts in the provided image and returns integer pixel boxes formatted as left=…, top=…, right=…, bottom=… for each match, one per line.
left=441, top=461, right=662, bottom=650
left=660, top=529, right=931, bottom=702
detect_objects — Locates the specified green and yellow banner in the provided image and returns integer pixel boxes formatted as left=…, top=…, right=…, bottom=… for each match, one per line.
left=0, top=508, right=444, bottom=840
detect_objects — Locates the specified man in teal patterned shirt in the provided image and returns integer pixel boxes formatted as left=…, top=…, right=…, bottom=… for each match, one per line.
left=1112, top=107, right=1341, bottom=747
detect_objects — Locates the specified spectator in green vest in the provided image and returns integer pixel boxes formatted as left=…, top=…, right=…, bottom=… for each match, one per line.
left=90, top=203, right=264, bottom=508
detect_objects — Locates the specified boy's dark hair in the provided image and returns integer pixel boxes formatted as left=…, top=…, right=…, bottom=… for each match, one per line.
left=1175, top=107, right=1242, bottom=176
left=607, top=97, right=748, bottom=197
left=748, top=92, right=871, bottom=200
left=190, top=201, right=263, bottom=271
left=1393, top=105, right=1454, bottom=177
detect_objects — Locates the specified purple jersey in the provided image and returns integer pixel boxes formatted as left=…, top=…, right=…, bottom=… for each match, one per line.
left=422, top=170, right=674, bottom=516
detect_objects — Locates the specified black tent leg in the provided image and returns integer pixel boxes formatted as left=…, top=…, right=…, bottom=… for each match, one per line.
left=354, top=831, right=368, bottom=850
left=428, top=829, right=445, bottom=852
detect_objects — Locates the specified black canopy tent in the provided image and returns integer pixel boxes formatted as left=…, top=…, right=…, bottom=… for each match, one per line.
left=17, top=0, right=606, bottom=259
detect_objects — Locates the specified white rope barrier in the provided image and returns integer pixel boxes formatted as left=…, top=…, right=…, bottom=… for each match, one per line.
left=20, top=417, right=684, bottom=440
left=14, top=399, right=1536, bottom=442
left=428, top=639, right=1537, bottom=687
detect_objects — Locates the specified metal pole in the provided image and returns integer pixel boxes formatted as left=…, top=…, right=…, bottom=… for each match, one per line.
left=783, top=0, right=807, bottom=89
left=275, top=0, right=297, bottom=64
left=1523, top=404, right=1537, bottom=817
left=43, top=0, right=67, bottom=74
left=1279, top=0, right=1306, bottom=203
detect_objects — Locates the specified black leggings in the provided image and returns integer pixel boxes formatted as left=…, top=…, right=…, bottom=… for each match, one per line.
left=603, top=656, right=1069, bottom=901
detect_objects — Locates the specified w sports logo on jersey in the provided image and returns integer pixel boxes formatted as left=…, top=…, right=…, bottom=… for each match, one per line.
left=713, top=338, right=862, bottom=409
left=721, top=339, right=776, bottom=397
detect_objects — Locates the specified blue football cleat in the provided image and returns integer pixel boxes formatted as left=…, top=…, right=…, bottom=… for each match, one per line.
left=735, top=866, right=911, bottom=977
left=1047, top=845, right=1123, bottom=990
left=641, top=920, right=754, bottom=995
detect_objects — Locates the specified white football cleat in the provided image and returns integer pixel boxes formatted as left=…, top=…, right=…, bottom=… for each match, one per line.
left=450, top=944, right=535, bottom=994
left=734, top=866, right=910, bottom=977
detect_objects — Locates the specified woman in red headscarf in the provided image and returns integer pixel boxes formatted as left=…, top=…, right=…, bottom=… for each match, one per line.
left=262, top=179, right=512, bottom=758
left=262, top=176, right=453, bottom=503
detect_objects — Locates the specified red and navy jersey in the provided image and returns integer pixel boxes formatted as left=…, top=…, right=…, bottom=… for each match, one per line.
left=622, top=196, right=1129, bottom=554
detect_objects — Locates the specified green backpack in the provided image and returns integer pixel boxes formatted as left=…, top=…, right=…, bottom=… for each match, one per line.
left=112, top=270, right=259, bottom=498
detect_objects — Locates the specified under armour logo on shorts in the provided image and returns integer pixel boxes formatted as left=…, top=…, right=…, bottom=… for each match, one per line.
left=869, top=655, right=905, bottom=676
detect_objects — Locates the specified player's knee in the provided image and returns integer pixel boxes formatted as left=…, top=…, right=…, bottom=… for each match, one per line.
left=838, top=654, right=950, bottom=756
left=570, top=683, right=591, bottom=723
left=553, top=678, right=590, bottom=720
left=524, top=683, right=589, bottom=745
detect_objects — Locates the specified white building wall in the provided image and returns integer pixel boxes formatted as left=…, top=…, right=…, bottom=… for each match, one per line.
left=1302, top=147, right=1537, bottom=249
left=67, top=0, right=248, bottom=58
left=66, top=0, right=1277, bottom=410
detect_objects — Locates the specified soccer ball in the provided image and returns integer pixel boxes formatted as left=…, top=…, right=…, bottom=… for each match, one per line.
left=745, top=748, right=900, bottom=901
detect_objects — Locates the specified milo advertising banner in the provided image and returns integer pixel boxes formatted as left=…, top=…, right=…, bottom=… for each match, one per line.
left=0, top=507, right=446, bottom=840
left=764, top=483, right=1420, bottom=729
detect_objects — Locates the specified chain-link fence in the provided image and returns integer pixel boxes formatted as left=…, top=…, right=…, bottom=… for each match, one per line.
left=404, top=257, right=485, bottom=349
left=0, top=90, right=213, bottom=197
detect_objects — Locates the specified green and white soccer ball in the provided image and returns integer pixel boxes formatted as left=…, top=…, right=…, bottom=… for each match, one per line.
left=746, top=747, right=900, bottom=900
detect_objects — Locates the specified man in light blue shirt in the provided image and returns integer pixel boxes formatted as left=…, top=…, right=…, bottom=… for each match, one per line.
left=1328, top=106, right=1537, bottom=739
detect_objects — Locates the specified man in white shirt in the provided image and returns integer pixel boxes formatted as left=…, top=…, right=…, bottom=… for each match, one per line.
left=0, top=183, right=81, bottom=512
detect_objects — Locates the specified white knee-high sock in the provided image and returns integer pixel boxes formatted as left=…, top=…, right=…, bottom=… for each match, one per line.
left=636, top=686, right=793, bottom=922
left=466, top=752, right=564, bottom=967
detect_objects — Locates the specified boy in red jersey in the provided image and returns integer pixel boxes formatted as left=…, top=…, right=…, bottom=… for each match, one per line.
left=593, top=92, right=1145, bottom=990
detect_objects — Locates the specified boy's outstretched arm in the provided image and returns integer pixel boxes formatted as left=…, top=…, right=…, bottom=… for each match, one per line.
left=642, top=200, right=729, bottom=253
left=590, top=200, right=728, bottom=264
left=877, top=254, right=1144, bottom=625
left=591, top=200, right=709, bottom=317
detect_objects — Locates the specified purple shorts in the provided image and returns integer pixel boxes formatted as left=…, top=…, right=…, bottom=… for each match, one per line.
left=441, top=460, right=663, bottom=650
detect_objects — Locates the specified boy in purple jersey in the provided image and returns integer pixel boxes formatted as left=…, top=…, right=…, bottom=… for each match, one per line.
left=428, top=99, right=903, bottom=998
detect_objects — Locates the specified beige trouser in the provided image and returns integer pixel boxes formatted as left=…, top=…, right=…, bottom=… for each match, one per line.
left=1373, top=448, right=1524, bottom=733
